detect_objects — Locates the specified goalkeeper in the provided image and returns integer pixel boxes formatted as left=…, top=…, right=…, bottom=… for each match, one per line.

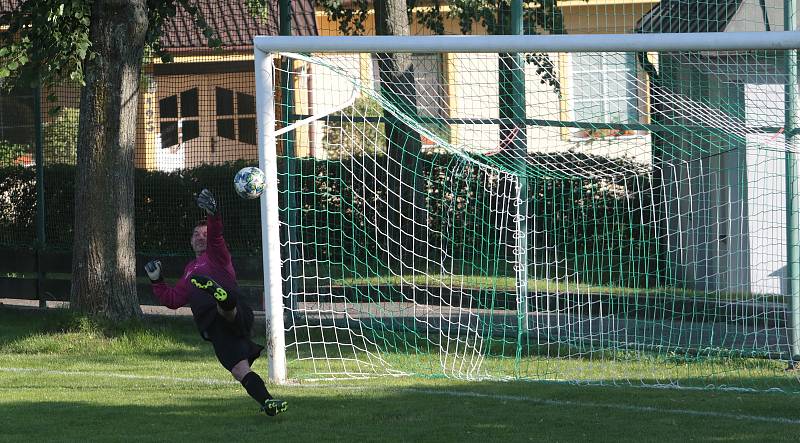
left=144, top=188, right=288, bottom=416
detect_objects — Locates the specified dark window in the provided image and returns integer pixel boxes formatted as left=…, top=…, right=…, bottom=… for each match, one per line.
left=371, top=53, right=446, bottom=118
left=0, top=91, right=35, bottom=145
left=217, top=119, right=235, bottom=140
left=159, top=89, right=201, bottom=148
left=237, top=92, right=255, bottom=115
left=181, top=88, right=199, bottom=117
left=183, top=120, right=199, bottom=142
left=216, top=88, right=234, bottom=116
left=413, top=54, right=446, bottom=118
left=238, top=118, right=256, bottom=145
left=160, top=122, right=178, bottom=147
left=159, top=95, right=177, bottom=118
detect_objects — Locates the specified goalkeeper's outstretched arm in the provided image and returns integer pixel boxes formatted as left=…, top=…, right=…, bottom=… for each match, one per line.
left=197, top=189, right=233, bottom=268
left=145, top=259, right=191, bottom=309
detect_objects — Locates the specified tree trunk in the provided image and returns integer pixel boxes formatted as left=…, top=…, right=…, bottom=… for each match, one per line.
left=374, top=0, right=426, bottom=274
left=70, top=0, right=148, bottom=321
left=637, top=52, right=669, bottom=287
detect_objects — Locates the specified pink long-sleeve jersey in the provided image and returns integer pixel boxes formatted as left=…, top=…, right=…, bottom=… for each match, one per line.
left=150, top=214, right=238, bottom=332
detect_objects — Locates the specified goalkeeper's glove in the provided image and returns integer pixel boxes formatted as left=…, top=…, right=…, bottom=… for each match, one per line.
left=144, top=259, right=163, bottom=283
left=197, top=188, right=217, bottom=215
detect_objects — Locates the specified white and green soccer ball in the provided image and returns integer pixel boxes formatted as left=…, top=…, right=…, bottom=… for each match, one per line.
left=233, top=166, right=266, bottom=199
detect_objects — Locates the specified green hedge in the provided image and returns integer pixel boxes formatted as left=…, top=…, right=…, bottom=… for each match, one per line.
left=0, top=161, right=263, bottom=255
left=284, top=151, right=659, bottom=287
left=0, top=152, right=660, bottom=287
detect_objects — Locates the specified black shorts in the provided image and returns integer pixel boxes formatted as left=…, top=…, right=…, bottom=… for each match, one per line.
left=203, top=303, right=264, bottom=371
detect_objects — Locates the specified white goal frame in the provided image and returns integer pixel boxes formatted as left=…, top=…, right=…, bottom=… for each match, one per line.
left=253, top=31, right=800, bottom=384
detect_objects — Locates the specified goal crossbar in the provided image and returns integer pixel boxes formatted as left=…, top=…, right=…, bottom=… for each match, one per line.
left=254, top=31, right=800, bottom=54
left=254, top=33, right=800, bottom=388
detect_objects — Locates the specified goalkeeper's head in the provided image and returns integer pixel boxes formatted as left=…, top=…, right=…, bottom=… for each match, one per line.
left=190, top=220, right=208, bottom=256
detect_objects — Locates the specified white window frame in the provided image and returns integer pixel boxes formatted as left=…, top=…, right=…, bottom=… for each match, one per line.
left=568, top=52, right=640, bottom=141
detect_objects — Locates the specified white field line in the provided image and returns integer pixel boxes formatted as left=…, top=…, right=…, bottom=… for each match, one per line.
left=2, top=367, right=799, bottom=425
left=402, top=388, right=800, bottom=426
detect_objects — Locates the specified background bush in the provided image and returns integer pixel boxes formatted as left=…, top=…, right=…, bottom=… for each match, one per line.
left=43, top=107, right=79, bottom=165
left=0, top=140, right=30, bottom=166
left=0, top=152, right=659, bottom=287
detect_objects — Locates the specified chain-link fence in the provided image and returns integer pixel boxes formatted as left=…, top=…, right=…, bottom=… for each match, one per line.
left=0, top=0, right=318, bottom=304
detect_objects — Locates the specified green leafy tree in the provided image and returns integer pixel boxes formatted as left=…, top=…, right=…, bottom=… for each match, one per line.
left=323, top=96, right=386, bottom=157
left=43, top=107, right=80, bottom=165
left=0, top=0, right=223, bottom=321
left=318, top=0, right=566, bottom=94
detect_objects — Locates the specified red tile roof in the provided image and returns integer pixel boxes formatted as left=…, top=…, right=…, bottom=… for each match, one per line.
left=0, top=0, right=317, bottom=51
left=160, top=0, right=317, bottom=51
left=0, top=0, right=18, bottom=13
left=13, top=153, right=33, bottom=167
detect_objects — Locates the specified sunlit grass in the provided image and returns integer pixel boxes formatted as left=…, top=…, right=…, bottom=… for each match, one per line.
left=2, top=306, right=799, bottom=442
left=330, top=273, right=784, bottom=303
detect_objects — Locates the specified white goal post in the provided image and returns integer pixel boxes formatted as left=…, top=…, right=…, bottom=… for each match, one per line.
left=254, top=32, right=800, bottom=388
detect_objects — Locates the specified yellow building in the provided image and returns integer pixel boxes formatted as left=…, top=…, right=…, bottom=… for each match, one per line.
left=1, top=0, right=660, bottom=169
left=136, top=0, right=317, bottom=171
left=294, top=0, right=659, bottom=162
left=0, top=0, right=318, bottom=170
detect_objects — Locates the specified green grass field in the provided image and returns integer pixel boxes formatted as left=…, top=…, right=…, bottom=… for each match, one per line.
left=2, top=306, right=799, bottom=442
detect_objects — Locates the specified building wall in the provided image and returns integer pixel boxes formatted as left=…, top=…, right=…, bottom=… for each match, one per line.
left=12, top=2, right=659, bottom=170
left=142, top=57, right=260, bottom=171
left=297, top=2, right=657, bottom=163
left=560, top=1, right=660, bottom=34
left=658, top=52, right=788, bottom=296
left=726, top=0, right=800, bottom=32
left=742, top=83, right=787, bottom=295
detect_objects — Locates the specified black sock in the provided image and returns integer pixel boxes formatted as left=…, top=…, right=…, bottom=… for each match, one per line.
left=240, top=371, right=272, bottom=405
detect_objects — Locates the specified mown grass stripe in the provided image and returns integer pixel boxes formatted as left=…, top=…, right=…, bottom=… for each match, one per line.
left=404, top=388, right=800, bottom=426
left=4, top=366, right=798, bottom=426
left=0, top=367, right=238, bottom=386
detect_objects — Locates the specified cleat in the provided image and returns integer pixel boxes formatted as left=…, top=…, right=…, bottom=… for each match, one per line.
left=190, top=275, right=228, bottom=302
left=262, top=399, right=288, bottom=416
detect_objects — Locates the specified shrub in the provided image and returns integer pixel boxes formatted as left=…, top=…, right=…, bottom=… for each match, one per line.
left=44, top=107, right=79, bottom=165
left=0, top=153, right=658, bottom=287
left=0, top=140, right=31, bottom=166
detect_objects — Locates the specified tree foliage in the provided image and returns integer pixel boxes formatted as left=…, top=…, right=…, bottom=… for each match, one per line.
left=0, top=0, right=231, bottom=321
left=322, top=96, right=387, bottom=157
left=0, top=0, right=92, bottom=87
left=317, top=0, right=568, bottom=36
left=317, top=0, right=371, bottom=36
left=317, top=0, right=568, bottom=95
left=0, top=0, right=222, bottom=89
left=44, top=107, right=80, bottom=165
left=244, top=0, right=270, bottom=23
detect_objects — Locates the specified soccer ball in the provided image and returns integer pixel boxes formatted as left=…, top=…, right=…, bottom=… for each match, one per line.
left=234, top=166, right=266, bottom=199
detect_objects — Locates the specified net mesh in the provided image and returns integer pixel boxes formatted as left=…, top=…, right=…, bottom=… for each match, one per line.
left=273, top=47, right=800, bottom=390
left=0, top=0, right=798, bottom=391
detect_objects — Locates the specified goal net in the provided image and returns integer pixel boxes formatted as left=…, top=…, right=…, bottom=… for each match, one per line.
left=255, top=34, right=800, bottom=392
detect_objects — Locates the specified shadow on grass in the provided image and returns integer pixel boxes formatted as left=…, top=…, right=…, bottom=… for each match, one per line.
left=4, top=306, right=799, bottom=395
left=1, top=382, right=799, bottom=442
left=0, top=306, right=212, bottom=363
left=0, top=305, right=196, bottom=338
left=287, top=321, right=800, bottom=393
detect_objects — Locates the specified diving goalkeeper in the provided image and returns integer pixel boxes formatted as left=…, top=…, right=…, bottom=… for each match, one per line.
left=144, top=188, right=287, bottom=416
